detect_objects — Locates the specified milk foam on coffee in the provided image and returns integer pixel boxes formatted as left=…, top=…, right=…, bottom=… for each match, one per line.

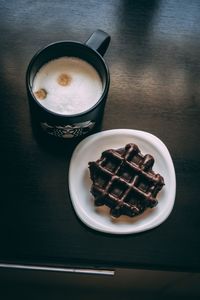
left=32, top=57, right=103, bottom=115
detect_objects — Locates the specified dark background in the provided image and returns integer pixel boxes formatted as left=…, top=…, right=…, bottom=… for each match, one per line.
left=0, top=0, right=200, bottom=298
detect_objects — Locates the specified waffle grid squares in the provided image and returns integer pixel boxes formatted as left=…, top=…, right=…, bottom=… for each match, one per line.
left=89, top=143, right=165, bottom=218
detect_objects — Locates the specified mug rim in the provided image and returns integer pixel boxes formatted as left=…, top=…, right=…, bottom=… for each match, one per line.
left=26, top=40, right=110, bottom=118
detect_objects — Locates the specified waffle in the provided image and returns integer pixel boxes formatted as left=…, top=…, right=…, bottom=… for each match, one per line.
left=88, top=143, right=165, bottom=218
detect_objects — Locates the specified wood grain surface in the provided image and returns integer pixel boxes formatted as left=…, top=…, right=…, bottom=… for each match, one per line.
left=0, top=0, right=200, bottom=272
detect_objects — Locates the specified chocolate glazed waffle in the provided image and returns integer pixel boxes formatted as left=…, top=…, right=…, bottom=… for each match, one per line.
left=88, top=143, right=165, bottom=218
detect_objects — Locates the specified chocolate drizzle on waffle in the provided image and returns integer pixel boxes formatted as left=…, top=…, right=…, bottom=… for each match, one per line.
left=88, top=143, right=165, bottom=218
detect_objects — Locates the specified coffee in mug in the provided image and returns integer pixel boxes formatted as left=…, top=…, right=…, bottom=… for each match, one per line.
left=32, top=57, right=103, bottom=115
left=26, top=30, right=110, bottom=139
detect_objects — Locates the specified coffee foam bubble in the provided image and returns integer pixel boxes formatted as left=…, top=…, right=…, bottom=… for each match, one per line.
left=32, top=57, right=103, bottom=115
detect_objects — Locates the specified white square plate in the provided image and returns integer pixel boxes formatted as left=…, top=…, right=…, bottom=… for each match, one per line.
left=69, top=129, right=176, bottom=234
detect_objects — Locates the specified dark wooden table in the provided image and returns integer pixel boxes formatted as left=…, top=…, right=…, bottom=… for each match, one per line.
left=0, top=0, right=200, bottom=273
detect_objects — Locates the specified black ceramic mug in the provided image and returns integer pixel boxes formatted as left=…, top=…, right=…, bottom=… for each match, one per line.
left=26, top=30, right=110, bottom=138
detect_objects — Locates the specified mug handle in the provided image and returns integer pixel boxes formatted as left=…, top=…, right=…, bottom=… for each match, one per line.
left=85, top=29, right=111, bottom=57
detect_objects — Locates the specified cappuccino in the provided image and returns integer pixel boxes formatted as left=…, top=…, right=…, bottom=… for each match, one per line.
left=32, top=57, right=103, bottom=115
